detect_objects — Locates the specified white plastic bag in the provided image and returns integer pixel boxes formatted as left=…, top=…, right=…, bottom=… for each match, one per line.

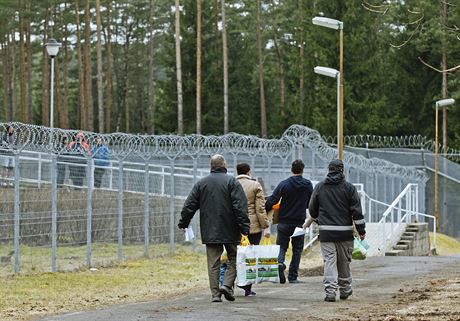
left=237, top=237, right=280, bottom=286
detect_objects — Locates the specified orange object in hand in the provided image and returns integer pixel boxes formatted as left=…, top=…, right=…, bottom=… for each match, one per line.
left=272, top=202, right=280, bottom=210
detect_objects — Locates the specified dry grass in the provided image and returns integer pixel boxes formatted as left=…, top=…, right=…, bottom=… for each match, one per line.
left=430, top=232, right=460, bottom=256
left=0, top=245, right=208, bottom=321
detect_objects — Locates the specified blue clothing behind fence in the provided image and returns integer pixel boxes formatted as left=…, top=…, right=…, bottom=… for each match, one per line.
left=91, top=144, right=110, bottom=167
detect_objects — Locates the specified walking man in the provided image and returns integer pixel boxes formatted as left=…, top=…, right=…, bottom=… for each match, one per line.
left=178, top=154, right=250, bottom=303
left=309, top=159, right=366, bottom=302
left=265, top=159, right=313, bottom=284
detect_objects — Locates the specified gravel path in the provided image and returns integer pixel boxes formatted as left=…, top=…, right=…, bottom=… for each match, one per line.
left=37, top=255, right=460, bottom=321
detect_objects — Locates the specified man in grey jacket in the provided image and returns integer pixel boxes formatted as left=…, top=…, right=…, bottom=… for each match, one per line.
left=309, top=159, right=366, bottom=302
left=178, top=154, right=250, bottom=303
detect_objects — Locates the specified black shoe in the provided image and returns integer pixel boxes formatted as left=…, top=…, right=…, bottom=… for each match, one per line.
left=288, top=279, right=301, bottom=284
left=278, top=263, right=286, bottom=284
left=219, top=286, right=235, bottom=301
left=212, top=296, right=222, bottom=303
left=324, top=295, right=336, bottom=302
left=340, top=289, right=353, bottom=300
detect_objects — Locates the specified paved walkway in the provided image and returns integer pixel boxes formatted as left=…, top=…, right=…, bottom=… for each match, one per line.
left=37, top=255, right=460, bottom=321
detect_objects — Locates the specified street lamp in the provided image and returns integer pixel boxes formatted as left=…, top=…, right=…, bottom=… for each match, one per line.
left=45, top=38, right=61, bottom=145
left=434, top=98, right=455, bottom=231
left=314, top=66, right=340, bottom=153
left=313, top=16, right=344, bottom=159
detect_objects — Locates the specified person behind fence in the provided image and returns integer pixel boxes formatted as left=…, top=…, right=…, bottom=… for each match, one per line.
left=178, top=154, right=250, bottom=303
left=67, top=131, right=90, bottom=187
left=308, top=159, right=366, bottom=302
left=235, top=162, right=270, bottom=297
left=91, top=137, right=110, bottom=188
left=265, top=159, right=313, bottom=284
left=1, top=125, right=16, bottom=187
left=57, top=136, right=69, bottom=187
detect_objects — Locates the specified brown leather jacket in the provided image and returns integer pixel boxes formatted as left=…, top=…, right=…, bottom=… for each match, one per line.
left=236, top=175, right=269, bottom=234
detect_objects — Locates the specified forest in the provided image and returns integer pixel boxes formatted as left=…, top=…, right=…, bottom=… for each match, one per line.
left=0, top=0, right=459, bottom=148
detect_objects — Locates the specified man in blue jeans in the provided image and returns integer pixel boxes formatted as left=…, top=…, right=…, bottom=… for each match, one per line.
left=265, top=159, right=313, bottom=283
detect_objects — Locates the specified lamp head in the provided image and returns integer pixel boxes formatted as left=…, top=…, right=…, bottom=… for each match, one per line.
left=435, top=98, right=455, bottom=108
left=312, top=16, right=343, bottom=30
left=45, top=38, right=61, bottom=58
left=314, top=66, right=339, bottom=78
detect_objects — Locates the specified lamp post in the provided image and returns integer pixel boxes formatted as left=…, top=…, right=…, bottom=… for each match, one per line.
left=45, top=38, right=61, bottom=145
left=434, top=98, right=455, bottom=231
left=314, top=66, right=340, bottom=153
left=313, top=16, right=344, bottom=159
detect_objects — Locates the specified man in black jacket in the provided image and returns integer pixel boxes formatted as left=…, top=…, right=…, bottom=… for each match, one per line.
left=265, top=159, right=313, bottom=284
left=309, top=159, right=366, bottom=302
left=178, top=154, right=250, bottom=303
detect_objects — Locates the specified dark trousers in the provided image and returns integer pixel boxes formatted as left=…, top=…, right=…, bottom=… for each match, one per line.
left=206, top=243, right=237, bottom=298
left=276, top=223, right=304, bottom=282
left=57, top=163, right=66, bottom=186
left=94, top=167, right=106, bottom=188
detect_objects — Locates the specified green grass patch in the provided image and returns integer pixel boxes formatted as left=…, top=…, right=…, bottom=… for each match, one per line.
left=430, top=232, right=460, bottom=255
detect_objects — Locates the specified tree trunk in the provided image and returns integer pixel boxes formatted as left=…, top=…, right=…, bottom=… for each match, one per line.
left=26, top=0, right=33, bottom=122
left=147, top=0, right=155, bottom=134
left=18, top=0, right=27, bottom=123
left=196, top=0, right=202, bottom=134
left=273, top=33, right=285, bottom=116
left=175, top=0, right=184, bottom=135
left=298, top=0, right=304, bottom=124
left=10, top=33, right=17, bottom=121
left=221, top=0, right=229, bottom=134
left=40, top=11, right=49, bottom=126
left=96, top=0, right=104, bottom=133
left=74, top=0, right=85, bottom=129
left=104, top=0, right=112, bottom=133
left=84, top=0, right=94, bottom=131
left=61, top=1, right=70, bottom=129
left=256, top=0, right=267, bottom=137
left=2, top=41, right=10, bottom=121
left=122, top=22, right=132, bottom=133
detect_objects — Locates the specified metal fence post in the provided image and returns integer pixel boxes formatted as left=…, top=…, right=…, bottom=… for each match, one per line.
left=144, top=162, right=150, bottom=257
left=51, top=155, right=58, bottom=272
left=192, top=157, right=198, bottom=250
left=38, top=153, right=42, bottom=188
left=169, top=158, right=175, bottom=256
left=267, top=157, right=272, bottom=192
left=14, top=153, right=20, bottom=273
left=86, top=158, right=93, bottom=267
left=118, top=160, right=124, bottom=260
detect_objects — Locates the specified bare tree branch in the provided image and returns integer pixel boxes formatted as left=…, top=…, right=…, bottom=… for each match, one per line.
left=361, top=1, right=389, bottom=14
left=390, top=22, right=422, bottom=48
left=418, top=56, right=460, bottom=72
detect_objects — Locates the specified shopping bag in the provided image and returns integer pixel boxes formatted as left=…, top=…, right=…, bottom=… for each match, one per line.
left=237, top=236, right=280, bottom=286
left=352, top=238, right=369, bottom=260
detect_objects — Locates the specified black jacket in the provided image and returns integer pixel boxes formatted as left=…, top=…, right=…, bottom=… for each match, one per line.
left=178, top=168, right=250, bottom=244
left=265, top=175, right=313, bottom=226
left=308, top=171, right=365, bottom=242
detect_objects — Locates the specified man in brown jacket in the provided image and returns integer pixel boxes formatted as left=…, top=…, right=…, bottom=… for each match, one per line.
left=236, top=163, right=270, bottom=296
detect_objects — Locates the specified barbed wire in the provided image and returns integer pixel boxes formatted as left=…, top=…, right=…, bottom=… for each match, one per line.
left=322, top=134, right=460, bottom=162
left=0, top=122, right=426, bottom=182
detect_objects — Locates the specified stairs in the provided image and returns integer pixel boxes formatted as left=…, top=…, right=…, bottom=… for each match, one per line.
left=385, top=223, right=430, bottom=256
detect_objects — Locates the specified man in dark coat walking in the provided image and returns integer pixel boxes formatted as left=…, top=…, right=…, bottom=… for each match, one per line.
left=309, top=159, right=366, bottom=302
left=265, top=159, right=313, bottom=284
left=178, top=154, right=250, bottom=303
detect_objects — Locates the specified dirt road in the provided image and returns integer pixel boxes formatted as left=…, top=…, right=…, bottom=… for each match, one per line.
left=37, top=255, right=460, bottom=321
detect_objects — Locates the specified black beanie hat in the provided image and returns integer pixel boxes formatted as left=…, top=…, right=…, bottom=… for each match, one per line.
left=328, top=159, right=344, bottom=172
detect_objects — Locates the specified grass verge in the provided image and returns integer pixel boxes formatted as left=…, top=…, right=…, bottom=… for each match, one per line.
left=0, top=245, right=208, bottom=321
left=430, top=232, right=460, bottom=255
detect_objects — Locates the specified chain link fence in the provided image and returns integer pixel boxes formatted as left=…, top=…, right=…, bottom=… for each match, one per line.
left=0, top=122, right=428, bottom=275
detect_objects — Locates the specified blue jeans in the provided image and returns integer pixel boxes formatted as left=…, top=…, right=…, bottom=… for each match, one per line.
left=276, top=223, right=304, bottom=282
left=219, top=263, right=227, bottom=286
